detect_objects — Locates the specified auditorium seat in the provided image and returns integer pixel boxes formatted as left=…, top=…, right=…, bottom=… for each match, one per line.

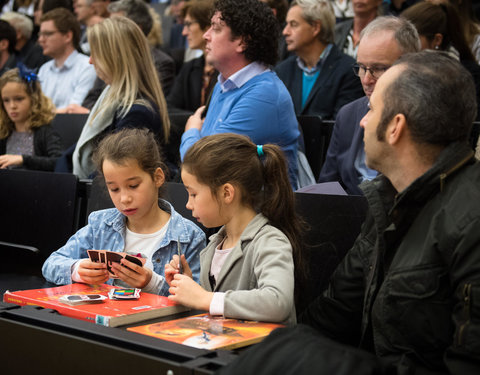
left=51, top=113, right=89, bottom=151
left=297, top=115, right=335, bottom=180
left=0, top=169, right=79, bottom=273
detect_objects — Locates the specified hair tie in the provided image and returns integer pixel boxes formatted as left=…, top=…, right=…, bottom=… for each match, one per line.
left=257, top=145, right=264, bottom=157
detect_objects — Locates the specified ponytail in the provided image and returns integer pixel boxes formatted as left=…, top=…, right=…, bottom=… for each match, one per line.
left=183, top=133, right=306, bottom=300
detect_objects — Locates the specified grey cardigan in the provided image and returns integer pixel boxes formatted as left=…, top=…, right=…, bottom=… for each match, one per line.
left=200, top=214, right=296, bottom=325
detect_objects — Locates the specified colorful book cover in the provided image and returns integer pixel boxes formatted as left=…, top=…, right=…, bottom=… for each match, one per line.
left=3, top=283, right=188, bottom=327
left=127, top=313, right=284, bottom=350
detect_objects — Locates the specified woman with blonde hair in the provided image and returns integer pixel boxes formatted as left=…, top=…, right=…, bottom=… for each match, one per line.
left=72, top=16, right=171, bottom=179
left=0, top=67, right=61, bottom=170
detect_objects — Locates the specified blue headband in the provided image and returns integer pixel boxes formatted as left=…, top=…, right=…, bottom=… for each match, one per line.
left=257, top=145, right=264, bottom=157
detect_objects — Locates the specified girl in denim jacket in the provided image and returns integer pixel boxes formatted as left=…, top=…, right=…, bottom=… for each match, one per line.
left=42, top=128, right=205, bottom=296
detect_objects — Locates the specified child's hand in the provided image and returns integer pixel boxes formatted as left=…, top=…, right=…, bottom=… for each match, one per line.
left=165, top=255, right=192, bottom=286
left=168, top=274, right=213, bottom=311
left=0, top=154, right=23, bottom=169
left=77, top=259, right=109, bottom=284
left=110, top=257, right=152, bottom=288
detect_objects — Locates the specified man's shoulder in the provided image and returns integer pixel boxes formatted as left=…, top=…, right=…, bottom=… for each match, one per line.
left=275, top=55, right=298, bottom=75
left=337, top=96, right=369, bottom=117
left=242, top=70, right=292, bottom=103
left=151, top=46, right=175, bottom=65
left=441, top=159, right=480, bottom=212
left=70, top=51, right=92, bottom=67
left=38, top=59, right=54, bottom=75
left=325, top=44, right=356, bottom=69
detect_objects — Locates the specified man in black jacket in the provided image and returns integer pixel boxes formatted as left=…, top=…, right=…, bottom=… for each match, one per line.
left=217, top=51, right=480, bottom=375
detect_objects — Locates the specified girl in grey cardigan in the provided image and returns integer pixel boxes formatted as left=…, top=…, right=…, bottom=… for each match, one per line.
left=166, top=133, right=304, bottom=325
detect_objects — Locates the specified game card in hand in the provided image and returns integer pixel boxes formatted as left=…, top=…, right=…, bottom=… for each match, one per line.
left=125, top=254, right=145, bottom=267
left=87, top=250, right=145, bottom=279
left=105, top=251, right=124, bottom=278
left=87, top=249, right=101, bottom=263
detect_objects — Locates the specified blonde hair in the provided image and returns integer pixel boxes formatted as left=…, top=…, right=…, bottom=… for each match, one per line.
left=0, top=68, right=55, bottom=139
left=147, top=6, right=163, bottom=47
left=87, top=17, right=170, bottom=142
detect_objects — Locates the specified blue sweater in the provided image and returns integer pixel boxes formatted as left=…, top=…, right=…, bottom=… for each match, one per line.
left=180, top=71, right=300, bottom=187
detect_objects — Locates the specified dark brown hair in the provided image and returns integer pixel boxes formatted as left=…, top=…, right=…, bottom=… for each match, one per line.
left=92, top=128, right=168, bottom=196
left=401, top=1, right=475, bottom=61
left=182, top=133, right=305, bottom=295
left=182, top=0, right=214, bottom=31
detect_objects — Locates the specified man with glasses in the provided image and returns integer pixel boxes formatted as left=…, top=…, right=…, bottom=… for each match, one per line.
left=37, top=8, right=96, bottom=113
left=318, top=16, right=420, bottom=194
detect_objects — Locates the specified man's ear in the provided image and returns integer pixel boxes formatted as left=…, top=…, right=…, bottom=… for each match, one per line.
left=221, top=183, right=236, bottom=204
left=312, top=21, right=321, bottom=38
left=63, top=30, right=73, bottom=45
left=153, top=167, right=166, bottom=188
left=386, top=113, right=407, bottom=145
left=236, top=37, right=247, bottom=54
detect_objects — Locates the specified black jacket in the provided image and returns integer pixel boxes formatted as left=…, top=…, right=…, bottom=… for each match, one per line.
left=0, top=124, right=62, bottom=171
left=166, top=55, right=217, bottom=113
left=301, top=142, right=480, bottom=374
left=275, top=44, right=363, bottom=119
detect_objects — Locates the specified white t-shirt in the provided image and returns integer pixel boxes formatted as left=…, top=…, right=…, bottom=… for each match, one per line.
left=114, top=219, right=170, bottom=292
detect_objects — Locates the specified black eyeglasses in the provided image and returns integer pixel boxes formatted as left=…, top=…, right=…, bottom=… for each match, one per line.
left=352, top=63, right=390, bottom=80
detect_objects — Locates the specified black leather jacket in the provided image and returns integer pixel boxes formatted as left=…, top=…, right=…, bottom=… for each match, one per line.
left=301, top=142, right=480, bottom=374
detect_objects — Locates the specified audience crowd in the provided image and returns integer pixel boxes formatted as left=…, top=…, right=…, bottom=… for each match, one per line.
left=2, top=0, right=480, bottom=374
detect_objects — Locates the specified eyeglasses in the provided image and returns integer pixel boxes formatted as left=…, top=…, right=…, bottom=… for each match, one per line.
left=352, top=63, right=390, bottom=80
left=38, top=30, right=60, bottom=38
left=183, top=21, right=199, bottom=29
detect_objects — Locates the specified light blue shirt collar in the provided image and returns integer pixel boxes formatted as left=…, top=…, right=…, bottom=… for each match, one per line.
left=218, top=61, right=269, bottom=93
left=296, top=43, right=333, bottom=75
left=50, top=49, right=80, bottom=72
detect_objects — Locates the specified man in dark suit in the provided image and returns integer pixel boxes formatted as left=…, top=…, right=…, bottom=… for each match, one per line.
left=318, top=16, right=420, bottom=194
left=275, top=0, right=363, bottom=119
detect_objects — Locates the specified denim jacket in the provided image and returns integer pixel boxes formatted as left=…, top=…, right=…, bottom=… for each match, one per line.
left=42, top=199, right=206, bottom=296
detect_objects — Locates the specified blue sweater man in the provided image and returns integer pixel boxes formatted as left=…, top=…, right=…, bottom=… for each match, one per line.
left=179, top=0, right=300, bottom=188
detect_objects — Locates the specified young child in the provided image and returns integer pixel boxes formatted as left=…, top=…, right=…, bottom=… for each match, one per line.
left=165, top=133, right=303, bottom=324
left=42, top=128, right=206, bottom=296
left=0, top=67, right=61, bottom=171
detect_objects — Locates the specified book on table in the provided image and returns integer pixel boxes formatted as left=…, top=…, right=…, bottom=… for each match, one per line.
left=127, top=313, right=284, bottom=350
left=3, top=283, right=188, bottom=327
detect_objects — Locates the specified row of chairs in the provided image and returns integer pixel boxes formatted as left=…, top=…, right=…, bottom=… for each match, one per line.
left=0, top=168, right=367, bottom=315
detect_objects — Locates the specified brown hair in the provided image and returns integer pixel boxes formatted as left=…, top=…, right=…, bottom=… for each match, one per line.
left=0, top=68, right=55, bottom=139
left=401, top=1, right=475, bottom=61
left=182, top=0, right=214, bottom=30
left=40, top=8, right=80, bottom=49
left=92, top=127, right=168, bottom=196
left=182, top=133, right=305, bottom=294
